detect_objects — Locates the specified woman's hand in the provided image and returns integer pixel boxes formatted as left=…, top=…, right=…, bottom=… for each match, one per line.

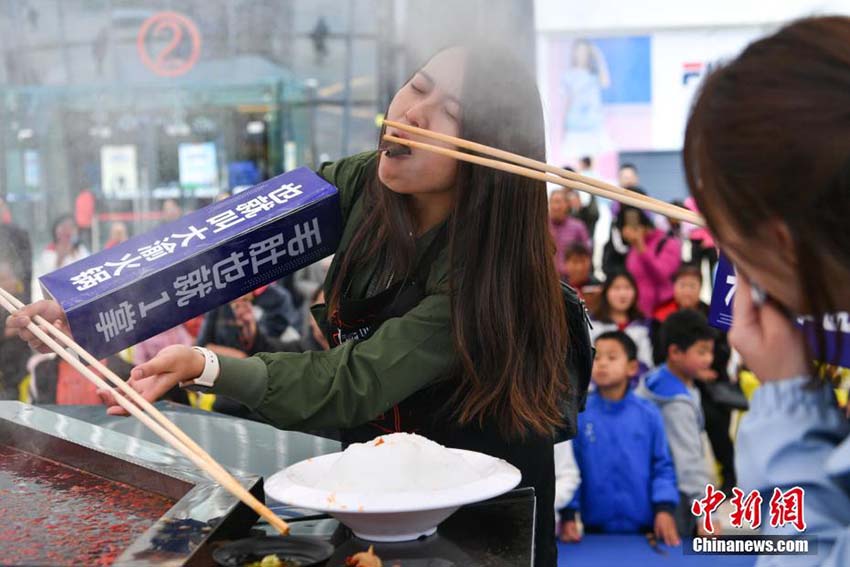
left=98, top=345, right=204, bottom=416
left=728, top=274, right=809, bottom=382
left=4, top=299, right=70, bottom=352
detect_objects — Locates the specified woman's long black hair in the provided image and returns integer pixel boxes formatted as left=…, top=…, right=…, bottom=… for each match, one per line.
left=328, top=44, right=569, bottom=439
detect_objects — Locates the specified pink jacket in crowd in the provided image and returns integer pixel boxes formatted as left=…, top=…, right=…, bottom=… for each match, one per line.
left=626, top=229, right=681, bottom=317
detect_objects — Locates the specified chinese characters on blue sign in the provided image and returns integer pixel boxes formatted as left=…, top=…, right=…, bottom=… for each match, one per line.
left=709, top=252, right=849, bottom=367
left=40, top=168, right=341, bottom=359
left=708, top=253, right=736, bottom=331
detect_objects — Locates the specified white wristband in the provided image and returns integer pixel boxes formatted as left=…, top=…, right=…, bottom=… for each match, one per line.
left=180, top=347, right=220, bottom=390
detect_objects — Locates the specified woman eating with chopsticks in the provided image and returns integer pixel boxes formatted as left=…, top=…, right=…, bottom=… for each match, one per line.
left=10, top=43, right=704, bottom=564
left=9, top=44, right=578, bottom=565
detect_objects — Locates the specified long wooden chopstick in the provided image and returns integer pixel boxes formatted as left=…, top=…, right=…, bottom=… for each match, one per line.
left=0, top=288, right=289, bottom=535
left=382, top=134, right=704, bottom=227
left=4, top=291, right=228, bottom=478
left=383, top=119, right=700, bottom=223
left=382, top=120, right=706, bottom=228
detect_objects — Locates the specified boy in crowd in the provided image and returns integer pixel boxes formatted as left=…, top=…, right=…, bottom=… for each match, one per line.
left=653, top=265, right=706, bottom=322
left=637, top=309, right=716, bottom=536
left=652, top=267, right=740, bottom=493
left=561, top=331, right=680, bottom=546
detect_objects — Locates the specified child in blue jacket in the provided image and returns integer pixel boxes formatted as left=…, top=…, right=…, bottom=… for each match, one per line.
left=562, top=331, right=680, bottom=545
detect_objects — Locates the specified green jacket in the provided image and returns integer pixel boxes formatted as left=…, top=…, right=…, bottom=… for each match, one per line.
left=211, top=152, right=455, bottom=431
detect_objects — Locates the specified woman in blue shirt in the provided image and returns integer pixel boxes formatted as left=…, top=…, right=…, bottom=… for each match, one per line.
left=683, top=16, right=850, bottom=566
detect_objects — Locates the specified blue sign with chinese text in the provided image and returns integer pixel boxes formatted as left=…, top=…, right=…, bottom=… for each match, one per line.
left=709, top=252, right=850, bottom=367
left=708, top=253, right=736, bottom=331
left=40, top=167, right=342, bottom=359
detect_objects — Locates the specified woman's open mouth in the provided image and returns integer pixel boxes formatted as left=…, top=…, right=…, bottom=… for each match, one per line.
left=380, top=141, right=412, bottom=157
left=380, top=129, right=413, bottom=157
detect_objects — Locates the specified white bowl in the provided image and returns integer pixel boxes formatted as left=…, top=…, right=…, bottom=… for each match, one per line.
left=265, top=448, right=521, bottom=542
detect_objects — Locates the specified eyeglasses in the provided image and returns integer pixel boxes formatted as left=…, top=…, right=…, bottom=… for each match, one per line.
left=750, top=281, right=798, bottom=322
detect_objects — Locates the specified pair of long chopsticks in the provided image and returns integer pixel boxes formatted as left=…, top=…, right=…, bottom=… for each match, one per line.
left=382, top=120, right=706, bottom=228
left=0, top=287, right=289, bottom=535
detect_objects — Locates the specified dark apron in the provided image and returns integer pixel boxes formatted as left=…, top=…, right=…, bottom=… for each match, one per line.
left=325, top=229, right=446, bottom=446
left=321, top=229, right=557, bottom=567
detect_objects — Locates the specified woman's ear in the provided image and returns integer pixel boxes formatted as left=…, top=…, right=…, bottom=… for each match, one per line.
left=766, top=219, right=798, bottom=269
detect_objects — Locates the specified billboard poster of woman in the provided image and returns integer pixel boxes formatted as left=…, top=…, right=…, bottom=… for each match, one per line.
left=539, top=35, right=652, bottom=178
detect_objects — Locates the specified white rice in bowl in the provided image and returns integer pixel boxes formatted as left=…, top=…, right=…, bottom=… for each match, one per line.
left=312, top=433, right=484, bottom=494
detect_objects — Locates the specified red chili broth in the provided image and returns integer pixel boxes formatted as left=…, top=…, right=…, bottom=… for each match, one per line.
left=0, top=444, right=176, bottom=566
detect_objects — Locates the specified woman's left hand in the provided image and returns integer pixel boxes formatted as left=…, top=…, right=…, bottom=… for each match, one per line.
left=98, top=345, right=204, bottom=415
left=728, top=274, right=809, bottom=382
